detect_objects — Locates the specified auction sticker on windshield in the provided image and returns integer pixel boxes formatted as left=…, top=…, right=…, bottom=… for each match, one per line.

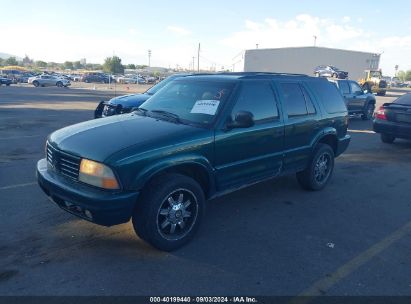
left=191, top=100, right=220, bottom=115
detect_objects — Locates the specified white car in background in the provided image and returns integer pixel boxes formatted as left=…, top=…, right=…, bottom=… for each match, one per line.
left=28, top=75, right=71, bottom=87
left=116, top=75, right=146, bottom=84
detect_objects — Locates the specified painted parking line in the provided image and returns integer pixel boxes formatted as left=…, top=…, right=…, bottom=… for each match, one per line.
left=348, top=129, right=376, bottom=134
left=289, top=220, right=411, bottom=304
left=0, top=182, right=37, bottom=191
left=0, top=134, right=42, bottom=140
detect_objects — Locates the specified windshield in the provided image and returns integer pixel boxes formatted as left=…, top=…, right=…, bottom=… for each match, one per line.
left=145, top=74, right=187, bottom=95
left=141, top=79, right=235, bottom=126
left=370, top=71, right=382, bottom=78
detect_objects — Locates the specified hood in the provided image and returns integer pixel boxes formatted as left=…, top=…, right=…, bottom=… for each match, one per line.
left=48, top=114, right=208, bottom=163
left=108, top=93, right=151, bottom=108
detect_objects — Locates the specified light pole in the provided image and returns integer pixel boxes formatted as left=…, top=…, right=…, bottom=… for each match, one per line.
left=148, top=49, right=152, bottom=67
left=313, top=35, right=317, bottom=47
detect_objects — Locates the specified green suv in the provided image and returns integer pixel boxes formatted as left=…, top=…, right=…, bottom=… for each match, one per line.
left=37, top=73, right=350, bottom=251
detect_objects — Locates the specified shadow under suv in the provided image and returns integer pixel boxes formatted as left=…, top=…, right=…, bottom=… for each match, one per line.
left=37, top=73, right=350, bottom=251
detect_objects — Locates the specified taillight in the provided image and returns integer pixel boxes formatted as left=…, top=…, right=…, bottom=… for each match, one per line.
left=375, top=106, right=387, bottom=120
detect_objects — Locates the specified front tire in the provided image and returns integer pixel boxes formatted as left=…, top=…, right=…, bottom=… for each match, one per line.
left=381, top=134, right=395, bottom=144
left=297, top=143, right=335, bottom=191
left=56, top=81, right=63, bottom=87
left=361, top=103, right=375, bottom=120
left=132, top=173, right=205, bottom=251
left=363, top=83, right=371, bottom=93
left=33, top=81, right=39, bottom=87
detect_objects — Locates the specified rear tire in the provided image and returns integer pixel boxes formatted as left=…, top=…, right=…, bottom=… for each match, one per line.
left=381, top=134, right=395, bottom=144
left=132, top=173, right=205, bottom=251
left=361, top=103, right=375, bottom=120
left=56, top=81, right=63, bottom=87
left=297, top=143, right=335, bottom=191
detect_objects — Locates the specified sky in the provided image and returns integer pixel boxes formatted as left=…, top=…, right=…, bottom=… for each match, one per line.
left=1, top=0, right=410, bottom=75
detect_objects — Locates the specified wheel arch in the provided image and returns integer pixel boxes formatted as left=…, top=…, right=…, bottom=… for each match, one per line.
left=132, top=158, right=215, bottom=199
left=312, top=129, right=338, bottom=155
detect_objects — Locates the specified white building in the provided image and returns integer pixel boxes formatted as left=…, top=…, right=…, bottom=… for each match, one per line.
left=243, top=46, right=381, bottom=81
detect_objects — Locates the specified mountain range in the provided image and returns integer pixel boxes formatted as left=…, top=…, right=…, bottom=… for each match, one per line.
left=0, top=52, right=22, bottom=60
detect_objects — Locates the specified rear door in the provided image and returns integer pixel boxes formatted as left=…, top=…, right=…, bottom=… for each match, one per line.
left=336, top=80, right=352, bottom=111
left=277, top=81, right=321, bottom=172
left=214, top=80, right=284, bottom=190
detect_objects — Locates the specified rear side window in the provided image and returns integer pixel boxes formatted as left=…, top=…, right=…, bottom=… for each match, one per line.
left=393, top=93, right=411, bottom=105
left=309, top=80, right=347, bottom=113
left=280, top=83, right=316, bottom=117
left=338, top=81, right=350, bottom=95
left=231, top=81, right=278, bottom=123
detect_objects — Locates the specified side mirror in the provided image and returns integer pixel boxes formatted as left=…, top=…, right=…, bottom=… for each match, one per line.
left=226, top=111, right=254, bottom=129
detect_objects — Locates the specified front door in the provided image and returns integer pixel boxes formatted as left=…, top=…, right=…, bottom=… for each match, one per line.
left=348, top=81, right=367, bottom=111
left=214, top=80, right=284, bottom=191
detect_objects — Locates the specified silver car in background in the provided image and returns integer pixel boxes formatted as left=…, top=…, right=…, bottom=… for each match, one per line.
left=28, top=75, right=71, bottom=87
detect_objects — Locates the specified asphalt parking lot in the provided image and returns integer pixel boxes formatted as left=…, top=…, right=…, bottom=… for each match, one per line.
left=0, top=86, right=411, bottom=297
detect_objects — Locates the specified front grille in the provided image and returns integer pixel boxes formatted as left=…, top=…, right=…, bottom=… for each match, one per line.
left=47, top=143, right=81, bottom=180
left=379, top=80, right=387, bottom=89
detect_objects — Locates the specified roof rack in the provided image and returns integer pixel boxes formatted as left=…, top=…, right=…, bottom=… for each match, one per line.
left=215, top=71, right=308, bottom=77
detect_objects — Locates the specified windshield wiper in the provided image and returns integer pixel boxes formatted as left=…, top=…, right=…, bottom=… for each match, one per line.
left=149, top=110, right=181, bottom=123
left=132, top=107, right=148, bottom=116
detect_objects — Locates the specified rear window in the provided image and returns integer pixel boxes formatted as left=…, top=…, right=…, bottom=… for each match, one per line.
left=393, top=94, right=411, bottom=105
left=309, top=80, right=347, bottom=113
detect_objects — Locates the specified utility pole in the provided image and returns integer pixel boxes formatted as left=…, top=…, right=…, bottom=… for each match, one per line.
left=313, top=35, right=317, bottom=47
left=197, top=43, right=200, bottom=72
left=148, top=49, right=152, bottom=67
left=256, top=44, right=259, bottom=49
left=192, top=57, right=195, bottom=72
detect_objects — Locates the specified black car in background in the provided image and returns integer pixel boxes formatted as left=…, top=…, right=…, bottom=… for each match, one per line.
left=314, top=65, right=348, bottom=79
left=373, top=93, right=411, bottom=143
left=327, top=79, right=376, bottom=120
left=0, top=77, right=12, bottom=86
left=81, top=73, right=113, bottom=83
left=94, top=73, right=190, bottom=118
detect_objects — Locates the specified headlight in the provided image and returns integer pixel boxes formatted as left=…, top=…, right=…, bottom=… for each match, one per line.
left=79, top=159, right=119, bottom=190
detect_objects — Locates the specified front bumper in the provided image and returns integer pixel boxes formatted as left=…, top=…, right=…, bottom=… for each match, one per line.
left=336, top=135, right=351, bottom=157
left=36, top=158, right=139, bottom=226
left=373, top=119, right=411, bottom=140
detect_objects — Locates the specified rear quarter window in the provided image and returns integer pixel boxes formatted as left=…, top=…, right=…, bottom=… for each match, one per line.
left=309, top=80, right=347, bottom=114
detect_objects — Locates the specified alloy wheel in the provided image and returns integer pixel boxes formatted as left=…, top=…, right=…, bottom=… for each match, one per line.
left=156, top=188, right=198, bottom=241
